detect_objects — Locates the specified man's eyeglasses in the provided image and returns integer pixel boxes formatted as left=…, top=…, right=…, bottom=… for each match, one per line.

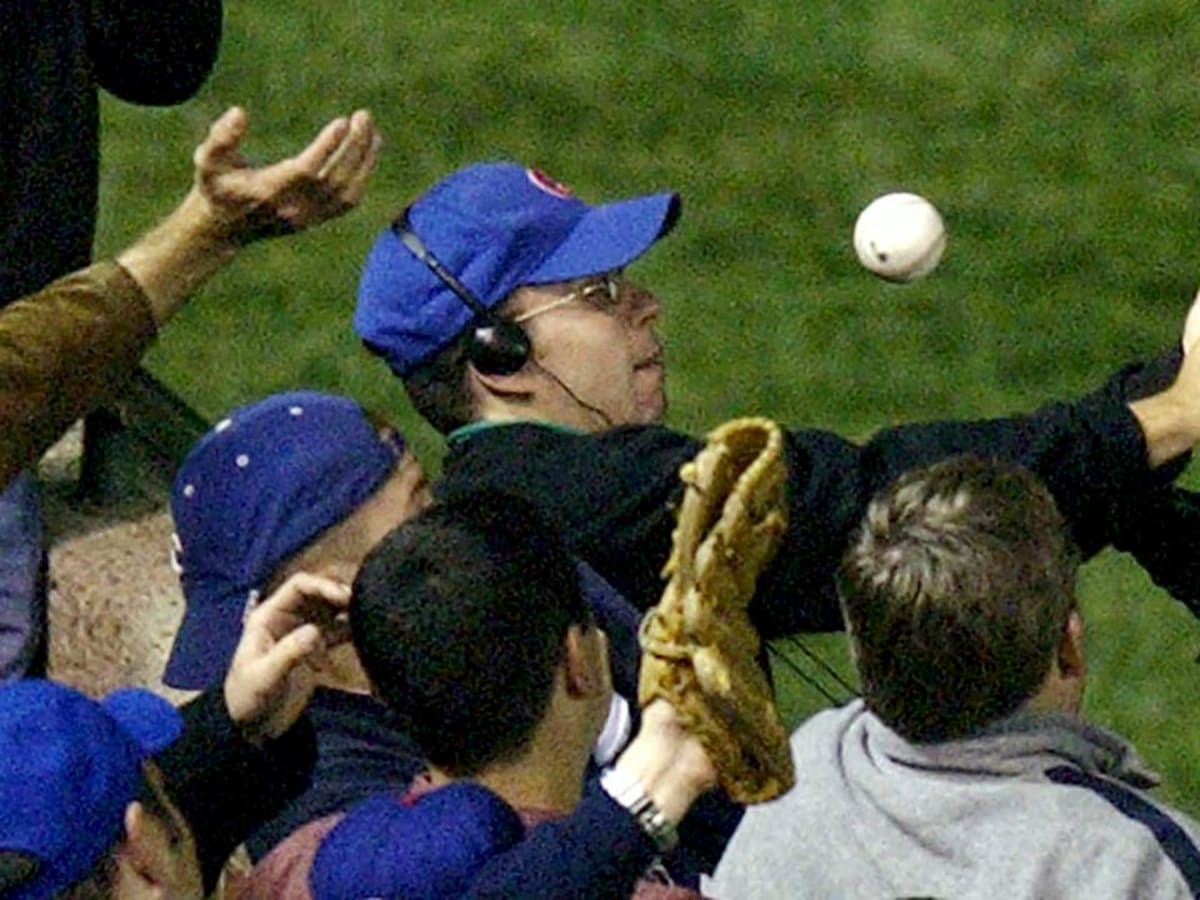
left=512, top=273, right=622, bottom=324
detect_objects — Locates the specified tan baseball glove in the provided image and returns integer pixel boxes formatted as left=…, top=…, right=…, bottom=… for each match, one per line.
left=638, top=417, right=795, bottom=804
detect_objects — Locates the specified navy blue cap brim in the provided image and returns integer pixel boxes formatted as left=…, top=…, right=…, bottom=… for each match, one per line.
left=162, top=586, right=247, bottom=690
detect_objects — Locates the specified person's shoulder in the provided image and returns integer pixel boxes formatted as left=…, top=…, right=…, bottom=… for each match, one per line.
left=1033, top=804, right=1199, bottom=899
left=1011, top=766, right=1200, bottom=897
left=790, top=700, right=867, bottom=752
left=1040, top=764, right=1200, bottom=844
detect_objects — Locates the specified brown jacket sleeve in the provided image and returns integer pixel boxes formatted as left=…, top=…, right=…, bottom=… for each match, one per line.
left=0, top=261, right=157, bottom=487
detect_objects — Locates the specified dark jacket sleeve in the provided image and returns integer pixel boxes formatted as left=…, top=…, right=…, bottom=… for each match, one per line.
left=1079, top=349, right=1200, bottom=616
left=442, top=351, right=1190, bottom=640
left=155, top=689, right=317, bottom=893
left=752, top=351, right=1187, bottom=638
left=463, top=786, right=657, bottom=900
left=89, top=0, right=223, bottom=104
left=1106, top=486, right=1200, bottom=618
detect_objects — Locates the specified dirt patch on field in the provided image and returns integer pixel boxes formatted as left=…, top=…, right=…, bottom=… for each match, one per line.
left=40, top=424, right=195, bottom=704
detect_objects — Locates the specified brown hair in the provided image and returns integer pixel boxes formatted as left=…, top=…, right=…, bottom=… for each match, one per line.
left=400, top=332, right=475, bottom=435
left=837, top=455, right=1079, bottom=743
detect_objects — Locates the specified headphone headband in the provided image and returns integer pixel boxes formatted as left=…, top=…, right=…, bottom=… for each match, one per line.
left=391, top=208, right=531, bottom=375
left=391, top=210, right=492, bottom=319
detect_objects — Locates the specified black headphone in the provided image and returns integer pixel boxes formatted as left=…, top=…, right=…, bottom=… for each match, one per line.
left=392, top=209, right=531, bottom=375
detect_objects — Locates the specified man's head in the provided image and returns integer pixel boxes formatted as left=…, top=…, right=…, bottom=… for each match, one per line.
left=164, top=390, right=429, bottom=690
left=354, top=162, right=680, bottom=433
left=0, top=680, right=196, bottom=899
left=837, top=456, right=1083, bottom=744
left=350, top=492, right=610, bottom=778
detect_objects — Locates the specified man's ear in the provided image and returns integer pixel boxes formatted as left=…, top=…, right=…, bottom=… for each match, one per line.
left=466, top=359, right=538, bottom=399
left=114, top=801, right=169, bottom=892
left=1057, top=609, right=1086, bottom=679
left=563, top=625, right=605, bottom=699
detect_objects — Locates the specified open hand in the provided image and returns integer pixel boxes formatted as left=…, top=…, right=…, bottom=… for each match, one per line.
left=193, top=106, right=382, bottom=244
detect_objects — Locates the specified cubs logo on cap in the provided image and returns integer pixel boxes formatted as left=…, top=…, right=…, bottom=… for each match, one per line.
left=526, top=168, right=574, bottom=199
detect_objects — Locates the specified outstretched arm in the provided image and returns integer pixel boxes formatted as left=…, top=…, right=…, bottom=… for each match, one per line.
left=119, top=106, right=380, bottom=324
left=0, top=107, right=381, bottom=490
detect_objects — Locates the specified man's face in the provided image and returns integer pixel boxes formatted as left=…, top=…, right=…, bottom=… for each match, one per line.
left=504, top=274, right=666, bottom=429
left=111, top=761, right=201, bottom=899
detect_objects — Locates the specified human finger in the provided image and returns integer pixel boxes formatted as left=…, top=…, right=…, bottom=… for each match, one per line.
left=337, top=126, right=384, bottom=207
left=289, top=114, right=352, bottom=180
left=316, top=109, right=377, bottom=183
left=250, top=622, right=326, bottom=687
left=246, top=573, right=351, bottom=640
left=193, top=106, right=249, bottom=176
left=1184, top=288, right=1200, bottom=355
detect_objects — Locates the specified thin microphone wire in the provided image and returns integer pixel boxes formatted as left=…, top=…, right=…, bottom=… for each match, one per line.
left=531, top=359, right=614, bottom=430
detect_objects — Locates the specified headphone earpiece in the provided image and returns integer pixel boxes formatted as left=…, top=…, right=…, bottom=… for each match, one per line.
left=467, top=319, right=531, bottom=376
left=393, top=208, right=612, bottom=426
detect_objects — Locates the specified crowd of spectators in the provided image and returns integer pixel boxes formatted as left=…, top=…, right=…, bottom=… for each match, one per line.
left=4, top=20, right=1200, bottom=895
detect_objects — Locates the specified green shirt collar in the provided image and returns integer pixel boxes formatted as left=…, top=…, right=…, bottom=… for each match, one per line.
left=446, top=418, right=586, bottom=446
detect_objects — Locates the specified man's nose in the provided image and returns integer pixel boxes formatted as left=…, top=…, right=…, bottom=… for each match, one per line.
left=623, top=281, right=661, bottom=327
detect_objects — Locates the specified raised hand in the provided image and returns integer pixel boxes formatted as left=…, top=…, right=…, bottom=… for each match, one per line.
left=193, top=106, right=382, bottom=245
left=222, top=572, right=352, bottom=743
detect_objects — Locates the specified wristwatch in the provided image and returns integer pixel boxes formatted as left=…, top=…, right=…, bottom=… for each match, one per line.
left=599, top=765, right=679, bottom=854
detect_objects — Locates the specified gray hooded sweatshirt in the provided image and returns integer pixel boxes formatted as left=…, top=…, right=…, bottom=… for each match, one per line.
left=707, top=701, right=1200, bottom=899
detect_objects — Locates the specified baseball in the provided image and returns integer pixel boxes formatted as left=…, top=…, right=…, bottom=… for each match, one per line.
left=853, top=192, right=946, bottom=282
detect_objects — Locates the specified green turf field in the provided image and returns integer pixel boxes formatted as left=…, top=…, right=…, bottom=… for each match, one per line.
left=96, top=2, right=1199, bottom=815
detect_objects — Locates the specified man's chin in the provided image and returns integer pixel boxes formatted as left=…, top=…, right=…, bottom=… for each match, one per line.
left=635, top=391, right=667, bottom=424
left=631, top=366, right=666, bottom=422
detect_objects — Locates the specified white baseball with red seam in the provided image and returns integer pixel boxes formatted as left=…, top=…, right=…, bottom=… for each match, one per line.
left=853, top=192, right=947, bottom=282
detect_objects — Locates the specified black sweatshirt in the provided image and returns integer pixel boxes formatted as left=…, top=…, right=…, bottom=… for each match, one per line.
left=438, top=351, right=1196, bottom=639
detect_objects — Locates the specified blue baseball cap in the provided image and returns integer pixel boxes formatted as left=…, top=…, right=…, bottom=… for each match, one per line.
left=354, top=162, right=682, bottom=377
left=309, top=783, right=524, bottom=900
left=0, top=679, right=182, bottom=900
left=164, top=391, right=405, bottom=689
